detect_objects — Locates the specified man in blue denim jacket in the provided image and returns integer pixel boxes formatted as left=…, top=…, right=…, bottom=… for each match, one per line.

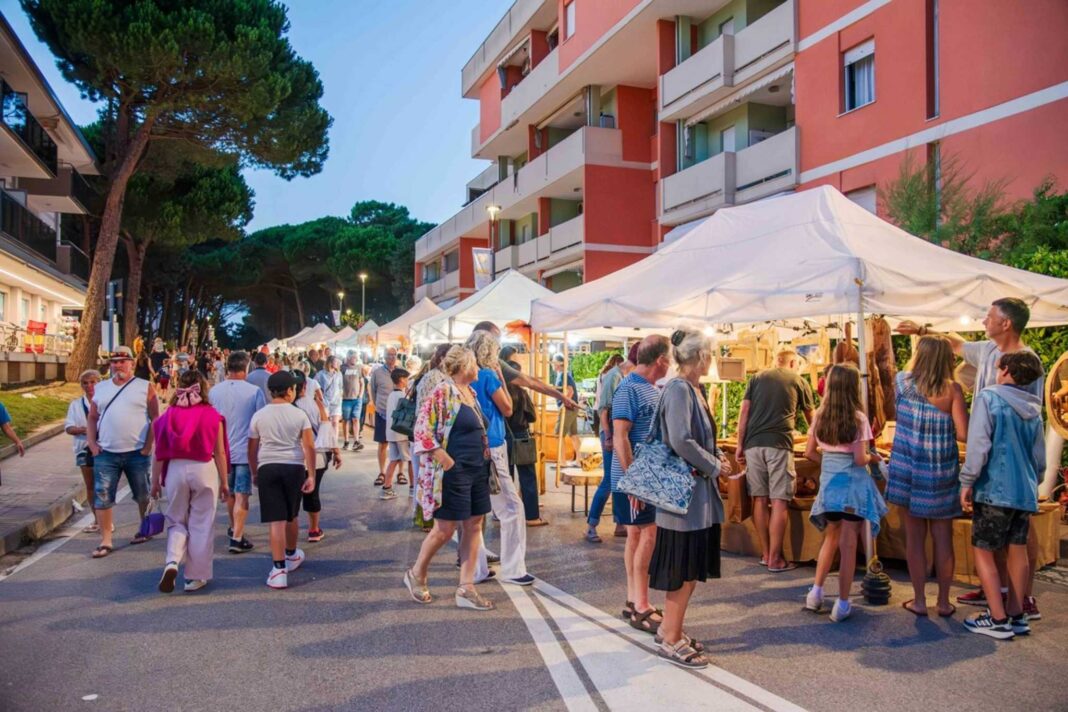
left=959, top=351, right=1045, bottom=640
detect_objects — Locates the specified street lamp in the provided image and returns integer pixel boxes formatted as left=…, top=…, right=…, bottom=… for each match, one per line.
left=486, top=204, right=501, bottom=281
left=359, top=272, right=368, bottom=321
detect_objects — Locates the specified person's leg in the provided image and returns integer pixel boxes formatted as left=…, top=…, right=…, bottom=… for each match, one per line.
left=378, top=443, right=388, bottom=475
left=382, top=459, right=398, bottom=490
left=973, top=547, right=1007, bottom=620
left=633, top=523, right=658, bottom=613
left=79, top=466, right=98, bottom=526
left=163, top=464, right=192, bottom=568
left=269, top=521, right=287, bottom=562
left=768, top=499, right=790, bottom=567
left=752, top=496, right=770, bottom=564
left=184, top=462, right=219, bottom=581
left=903, top=513, right=930, bottom=614
left=93, top=452, right=120, bottom=551
left=767, top=450, right=795, bottom=568
left=413, top=519, right=458, bottom=579
left=1024, top=523, right=1038, bottom=599
left=517, top=462, right=540, bottom=521
left=661, top=581, right=697, bottom=645
left=285, top=517, right=299, bottom=552
left=813, top=521, right=842, bottom=589
left=836, top=519, right=861, bottom=601
left=489, top=445, right=527, bottom=579
left=304, top=465, right=327, bottom=531
left=586, top=436, right=612, bottom=533
left=930, top=519, right=955, bottom=615
left=1005, top=542, right=1029, bottom=618
left=623, top=524, right=640, bottom=605
left=459, top=516, right=485, bottom=587
left=124, top=451, right=152, bottom=521
left=569, top=434, right=582, bottom=463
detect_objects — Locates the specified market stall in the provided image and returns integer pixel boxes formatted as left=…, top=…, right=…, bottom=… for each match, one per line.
left=287, top=323, right=337, bottom=348
left=374, top=298, right=442, bottom=347
left=529, top=185, right=1068, bottom=574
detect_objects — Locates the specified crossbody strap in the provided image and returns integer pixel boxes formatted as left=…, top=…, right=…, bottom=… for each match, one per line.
left=96, top=378, right=137, bottom=441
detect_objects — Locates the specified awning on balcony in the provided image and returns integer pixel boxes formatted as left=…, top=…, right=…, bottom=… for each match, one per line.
left=685, top=62, right=794, bottom=127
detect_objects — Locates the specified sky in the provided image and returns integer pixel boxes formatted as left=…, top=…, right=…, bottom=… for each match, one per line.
left=0, top=0, right=508, bottom=232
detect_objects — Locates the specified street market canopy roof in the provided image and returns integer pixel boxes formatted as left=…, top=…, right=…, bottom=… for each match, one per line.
left=331, top=326, right=358, bottom=343
left=288, top=323, right=336, bottom=347
left=375, top=298, right=442, bottom=344
left=529, top=186, right=1068, bottom=334
left=284, top=326, right=312, bottom=343
left=410, top=270, right=554, bottom=343
left=266, top=338, right=282, bottom=351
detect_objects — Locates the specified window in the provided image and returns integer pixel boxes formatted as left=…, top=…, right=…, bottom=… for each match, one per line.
left=564, top=1, right=576, bottom=40
left=843, top=40, right=875, bottom=112
left=0, top=292, right=6, bottom=321
left=444, top=250, right=459, bottom=273
left=423, top=262, right=440, bottom=283
left=925, top=0, right=939, bottom=118
left=19, top=297, right=29, bottom=325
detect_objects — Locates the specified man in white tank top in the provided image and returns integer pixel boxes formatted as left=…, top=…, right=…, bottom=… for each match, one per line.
left=86, top=346, right=160, bottom=558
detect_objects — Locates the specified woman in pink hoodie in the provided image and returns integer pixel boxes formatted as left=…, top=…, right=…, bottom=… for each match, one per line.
left=151, top=370, right=230, bottom=593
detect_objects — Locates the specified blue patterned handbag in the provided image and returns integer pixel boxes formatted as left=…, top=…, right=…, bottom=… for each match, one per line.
left=616, top=382, right=696, bottom=515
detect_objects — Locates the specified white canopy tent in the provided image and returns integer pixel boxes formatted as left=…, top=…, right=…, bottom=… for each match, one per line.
left=330, top=326, right=358, bottom=343
left=266, top=338, right=283, bottom=351
left=288, top=323, right=336, bottom=347
left=354, top=319, right=379, bottom=344
left=284, top=326, right=312, bottom=343
left=530, top=186, right=1068, bottom=334
left=375, top=298, right=442, bottom=345
left=410, top=270, right=554, bottom=344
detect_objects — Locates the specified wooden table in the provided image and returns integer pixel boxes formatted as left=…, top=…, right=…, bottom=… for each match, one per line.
left=560, top=468, right=602, bottom=515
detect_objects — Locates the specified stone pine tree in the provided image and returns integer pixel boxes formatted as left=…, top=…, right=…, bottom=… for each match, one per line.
left=21, top=0, right=331, bottom=377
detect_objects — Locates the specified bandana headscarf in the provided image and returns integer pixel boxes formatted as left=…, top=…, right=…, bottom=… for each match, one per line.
left=175, top=382, right=203, bottom=407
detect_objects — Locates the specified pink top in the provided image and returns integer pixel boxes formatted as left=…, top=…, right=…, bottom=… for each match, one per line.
left=153, top=404, right=229, bottom=478
left=817, top=410, right=873, bottom=453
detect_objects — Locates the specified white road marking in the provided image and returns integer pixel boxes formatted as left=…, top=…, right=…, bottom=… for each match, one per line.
left=510, top=579, right=808, bottom=712
left=0, top=486, right=131, bottom=584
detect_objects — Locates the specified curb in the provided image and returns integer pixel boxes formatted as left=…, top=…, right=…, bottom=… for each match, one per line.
left=0, top=420, right=85, bottom=558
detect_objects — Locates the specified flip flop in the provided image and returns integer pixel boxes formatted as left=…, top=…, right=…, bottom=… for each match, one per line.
left=130, top=534, right=152, bottom=545
left=937, top=603, right=956, bottom=618
left=902, top=599, right=928, bottom=617
left=768, top=562, right=798, bottom=573
left=91, top=545, right=113, bottom=558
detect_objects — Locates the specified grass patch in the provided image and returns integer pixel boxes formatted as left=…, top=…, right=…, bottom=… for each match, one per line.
left=0, top=382, right=81, bottom=439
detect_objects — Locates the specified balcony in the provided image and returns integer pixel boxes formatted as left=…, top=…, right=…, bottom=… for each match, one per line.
left=660, top=127, right=798, bottom=225
left=22, top=166, right=96, bottom=215
left=57, top=242, right=90, bottom=282
left=0, top=79, right=58, bottom=178
left=465, top=163, right=501, bottom=205
left=417, top=126, right=622, bottom=264
left=659, top=0, right=796, bottom=122
left=413, top=269, right=461, bottom=304
left=461, top=0, right=546, bottom=97
left=515, top=215, right=584, bottom=273
left=0, top=189, right=57, bottom=262
left=499, top=47, right=560, bottom=137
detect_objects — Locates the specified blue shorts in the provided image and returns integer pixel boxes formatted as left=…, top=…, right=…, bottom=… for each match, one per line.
left=342, top=398, right=362, bottom=422
left=75, top=449, right=94, bottom=468
left=228, top=464, right=252, bottom=495
left=93, top=450, right=150, bottom=509
left=612, top=491, right=656, bottom=526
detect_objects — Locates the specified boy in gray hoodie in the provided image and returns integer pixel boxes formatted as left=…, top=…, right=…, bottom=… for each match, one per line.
left=960, top=350, right=1045, bottom=640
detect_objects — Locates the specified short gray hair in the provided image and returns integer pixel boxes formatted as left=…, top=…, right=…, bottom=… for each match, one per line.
left=671, top=329, right=714, bottom=368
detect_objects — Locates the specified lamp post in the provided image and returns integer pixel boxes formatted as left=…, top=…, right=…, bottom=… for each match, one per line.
left=359, top=272, right=368, bottom=321
left=486, top=204, right=501, bottom=281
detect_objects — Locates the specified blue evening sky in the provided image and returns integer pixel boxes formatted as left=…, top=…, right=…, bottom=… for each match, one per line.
left=1, top=0, right=506, bottom=231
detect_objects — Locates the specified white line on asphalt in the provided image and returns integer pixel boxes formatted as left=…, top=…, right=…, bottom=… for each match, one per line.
left=532, top=580, right=809, bottom=712
left=498, top=581, right=600, bottom=712
left=0, top=486, right=131, bottom=584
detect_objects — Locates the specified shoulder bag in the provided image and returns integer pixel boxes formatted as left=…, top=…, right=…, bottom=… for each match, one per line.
left=616, top=381, right=697, bottom=515
left=390, top=389, right=418, bottom=438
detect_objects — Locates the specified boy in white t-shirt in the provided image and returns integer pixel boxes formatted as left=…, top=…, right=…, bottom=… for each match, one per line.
left=381, top=368, right=411, bottom=500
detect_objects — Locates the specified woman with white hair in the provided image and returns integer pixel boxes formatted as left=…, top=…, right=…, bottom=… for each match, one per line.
left=648, top=328, right=731, bottom=669
left=465, top=330, right=536, bottom=586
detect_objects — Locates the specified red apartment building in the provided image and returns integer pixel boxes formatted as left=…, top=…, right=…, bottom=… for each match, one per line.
left=413, top=0, right=1068, bottom=306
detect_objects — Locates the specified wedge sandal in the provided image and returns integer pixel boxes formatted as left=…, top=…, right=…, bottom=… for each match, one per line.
left=404, top=568, right=432, bottom=604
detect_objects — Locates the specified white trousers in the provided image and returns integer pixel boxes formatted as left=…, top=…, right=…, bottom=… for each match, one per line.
left=164, top=459, right=219, bottom=581
left=476, top=444, right=527, bottom=579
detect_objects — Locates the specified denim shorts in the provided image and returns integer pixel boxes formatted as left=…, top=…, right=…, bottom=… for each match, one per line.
left=93, top=450, right=151, bottom=509
left=228, top=464, right=252, bottom=495
left=75, top=449, right=94, bottom=468
left=342, top=398, right=362, bottom=422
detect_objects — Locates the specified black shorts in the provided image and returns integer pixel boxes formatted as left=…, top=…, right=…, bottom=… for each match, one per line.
left=258, top=463, right=306, bottom=523
left=972, top=502, right=1031, bottom=551
left=434, top=464, right=492, bottom=521
left=823, top=511, right=864, bottom=523
left=374, top=412, right=388, bottom=444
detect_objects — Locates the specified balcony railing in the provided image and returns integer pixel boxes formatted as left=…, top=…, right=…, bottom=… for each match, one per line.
left=0, top=80, right=58, bottom=176
left=500, top=47, right=559, bottom=132
left=0, top=190, right=57, bottom=262
left=461, top=0, right=545, bottom=97
left=57, top=242, right=90, bottom=282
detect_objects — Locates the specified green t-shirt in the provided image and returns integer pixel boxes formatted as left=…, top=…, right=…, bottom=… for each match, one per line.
left=742, top=367, right=814, bottom=451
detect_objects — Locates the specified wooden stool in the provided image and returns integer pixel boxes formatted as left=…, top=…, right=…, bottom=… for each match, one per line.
left=560, top=469, right=602, bottom=514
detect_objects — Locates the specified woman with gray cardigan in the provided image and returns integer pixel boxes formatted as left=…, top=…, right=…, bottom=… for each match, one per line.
left=649, top=329, right=731, bottom=669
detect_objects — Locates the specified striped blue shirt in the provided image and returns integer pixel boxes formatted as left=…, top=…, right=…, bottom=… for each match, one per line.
left=609, top=372, right=660, bottom=491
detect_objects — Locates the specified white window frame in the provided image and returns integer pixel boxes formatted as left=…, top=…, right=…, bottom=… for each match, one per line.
left=842, top=39, right=876, bottom=113
left=564, top=1, right=576, bottom=40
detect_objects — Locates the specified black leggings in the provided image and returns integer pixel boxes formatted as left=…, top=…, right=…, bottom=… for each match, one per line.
left=302, top=465, right=328, bottom=513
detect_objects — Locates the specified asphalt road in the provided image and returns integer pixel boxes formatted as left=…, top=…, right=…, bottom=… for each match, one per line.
left=1, top=447, right=1066, bottom=712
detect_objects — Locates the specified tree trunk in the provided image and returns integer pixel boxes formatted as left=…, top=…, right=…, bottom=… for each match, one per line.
left=289, top=275, right=305, bottom=326
left=122, top=235, right=149, bottom=347
left=179, top=276, right=193, bottom=347
left=65, top=118, right=154, bottom=379
left=159, top=288, right=171, bottom=342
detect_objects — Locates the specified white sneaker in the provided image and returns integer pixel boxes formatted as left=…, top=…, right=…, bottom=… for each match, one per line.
left=183, top=579, right=207, bottom=592
left=266, top=567, right=288, bottom=589
left=380, top=488, right=397, bottom=500
left=829, top=599, right=852, bottom=622
left=804, top=587, right=823, bottom=612
left=158, top=562, right=179, bottom=593
left=285, top=548, right=306, bottom=572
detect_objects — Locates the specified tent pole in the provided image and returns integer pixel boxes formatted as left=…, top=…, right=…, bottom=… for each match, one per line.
left=855, top=277, right=877, bottom=570
left=447, top=317, right=454, bottom=343
left=557, top=334, right=569, bottom=487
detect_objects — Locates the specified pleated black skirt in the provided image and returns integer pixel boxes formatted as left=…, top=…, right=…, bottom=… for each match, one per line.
left=648, top=524, right=722, bottom=592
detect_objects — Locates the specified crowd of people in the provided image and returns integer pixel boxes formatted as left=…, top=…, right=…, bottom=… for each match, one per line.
left=69, top=297, right=1052, bottom=669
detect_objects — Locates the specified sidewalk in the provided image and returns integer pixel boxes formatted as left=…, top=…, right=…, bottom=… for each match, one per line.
left=0, top=423, right=84, bottom=557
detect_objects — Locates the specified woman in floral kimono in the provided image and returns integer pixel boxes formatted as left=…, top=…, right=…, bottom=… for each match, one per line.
left=404, top=346, right=495, bottom=611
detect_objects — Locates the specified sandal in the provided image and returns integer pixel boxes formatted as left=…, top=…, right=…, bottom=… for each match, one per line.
left=902, top=599, right=928, bottom=617
left=629, top=607, right=663, bottom=634
left=937, top=603, right=956, bottom=618
left=398, top=475, right=408, bottom=485
left=91, top=545, right=113, bottom=558
left=404, top=568, right=432, bottom=604
left=622, top=601, right=636, bottom=620
left=655, top=632, right=705, bottom=652
left=84, top=522, right=100, bottom=533
left=768, top=562, right=798, bottom=573
left=373, top=473, right=385, bottom=486
left=455, top=584, right=495, bottom=611
left=658, top=639, right=709, bottom=669
left=586, top=528, right=603, bottom=543
left=130, top=534, right=152, bottom=545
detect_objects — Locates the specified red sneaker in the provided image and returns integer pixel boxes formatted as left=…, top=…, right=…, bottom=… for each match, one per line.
left=956, top=589, right=987, bottom=606
left=1023, top=596, right=1041, bottom=621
